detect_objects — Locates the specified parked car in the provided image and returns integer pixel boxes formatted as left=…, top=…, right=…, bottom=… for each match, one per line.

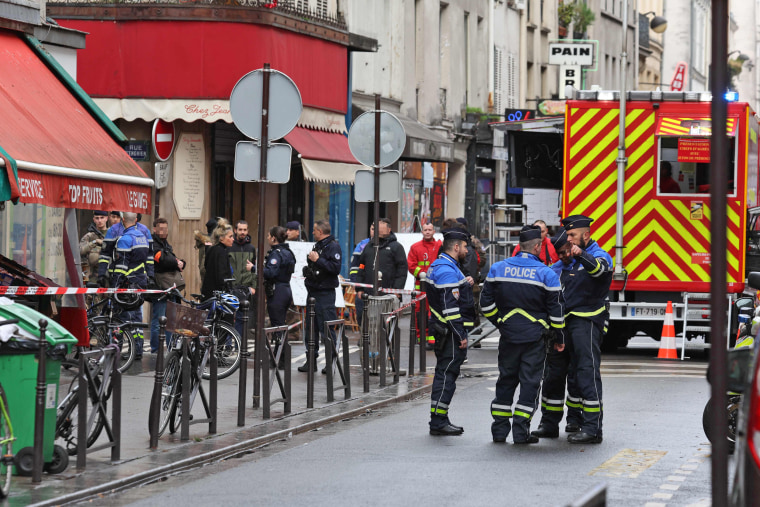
left=729, top=271, right=760, bottom=506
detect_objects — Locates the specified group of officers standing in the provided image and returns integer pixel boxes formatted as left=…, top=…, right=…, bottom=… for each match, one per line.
left=424, top=215, right=612, bottom=445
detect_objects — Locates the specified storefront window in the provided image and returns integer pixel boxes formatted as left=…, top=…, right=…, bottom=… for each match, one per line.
left=312, top=182, right=331, bottom=224
left=0, top=203, right=67, bottom=284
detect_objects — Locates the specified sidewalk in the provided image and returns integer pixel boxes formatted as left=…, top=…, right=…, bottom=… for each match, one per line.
left=8, top=319, right=442, bottom=507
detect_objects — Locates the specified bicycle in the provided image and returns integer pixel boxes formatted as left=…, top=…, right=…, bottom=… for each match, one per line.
left=55, top=344, right=118, bottom=456
left=155, top=331, right=213, bottom=436
left=161, top=286, right=242, bottom=380
left=84, top=284, right=148, bottom=372
left=0, top=319, right=18, bottom=499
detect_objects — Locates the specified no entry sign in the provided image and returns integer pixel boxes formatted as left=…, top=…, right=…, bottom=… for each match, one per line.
left=152, top=119, right=176, bottom=161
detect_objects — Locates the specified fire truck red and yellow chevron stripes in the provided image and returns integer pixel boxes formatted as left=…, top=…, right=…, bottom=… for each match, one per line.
left=655, top=116, right=738, bottom=136
left=563, top=102, right=744, bottom=291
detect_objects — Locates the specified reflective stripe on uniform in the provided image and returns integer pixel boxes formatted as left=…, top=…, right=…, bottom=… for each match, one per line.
left=491, top=403, right=512, bottom=418
left=566, top=396, right=582, bottom=409
left=541, top=396, right=564, bottom=412
left=497, top=308, right=549, bottom=329
left=582, top=399, right=602, bottom=413
left=567, top=306, right=606, bottom=318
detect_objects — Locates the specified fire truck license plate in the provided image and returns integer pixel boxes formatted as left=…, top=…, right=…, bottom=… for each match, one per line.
left=630, top=307, right=666, bottom=317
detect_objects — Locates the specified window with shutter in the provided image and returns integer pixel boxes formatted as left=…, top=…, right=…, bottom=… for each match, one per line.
left=507, top=52, right=517, bottom=108
left=493, top=46, right=503, bottom=113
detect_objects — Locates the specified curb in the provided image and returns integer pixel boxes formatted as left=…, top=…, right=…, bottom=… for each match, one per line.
left=30, top=381, right=433, bottom=507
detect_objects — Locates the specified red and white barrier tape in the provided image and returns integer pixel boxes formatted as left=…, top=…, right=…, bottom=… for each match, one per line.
left=0, top=286, right=168, bottom=296
left=340, top=280, right=423, bottom=296
left=384, top=293, right=427, bottom=323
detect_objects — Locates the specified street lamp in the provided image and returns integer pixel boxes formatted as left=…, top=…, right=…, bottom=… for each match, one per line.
left=727, top=50, right=751, bottom=63
left=641, top=11, right=668, bottom=34
left=614, top=5, right=667, bottom=276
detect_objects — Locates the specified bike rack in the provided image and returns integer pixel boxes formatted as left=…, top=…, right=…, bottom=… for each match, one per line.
left=323, top=319, right=351, bottom=402
left=74, top=345, right=122, bottom=470
left=32, top=320, right=48, bottom=483
left=407, top=297, right=418, bottom=376
left=306, top=297, right=316, bottom=409
left=379, top=312, right=402, bottom=387
left=361, top=293, right=370, bottom=393
left=179, top=332, right=217, bottom=441
left=261, top=323, right=297, bottom=419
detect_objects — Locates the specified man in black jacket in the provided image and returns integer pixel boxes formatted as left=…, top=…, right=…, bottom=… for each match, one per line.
left=299, top=219, right=343, bottom=372
left=151, top=218, right=185, bottom=353
left=355, top=218, right=407, bottom=298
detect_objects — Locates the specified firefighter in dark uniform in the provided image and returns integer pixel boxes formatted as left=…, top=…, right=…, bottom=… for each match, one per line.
left=299, top=219, right=342, bottom=373
left=480, top=225, right=565, bottom=444
left=264, top=226, right=296, bottom=369
left=425, top=227, right=474, bottom=436
left=559, top=215, right=613, bottom=444
left=532, top=227, right=583, bottom=439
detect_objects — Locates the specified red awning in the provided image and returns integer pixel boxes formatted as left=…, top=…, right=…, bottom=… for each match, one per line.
left=285, top=127, right=358, bottom=164
left=284, top=127, right=362, bottom=184
left=0, top=32, right=152, bottom=212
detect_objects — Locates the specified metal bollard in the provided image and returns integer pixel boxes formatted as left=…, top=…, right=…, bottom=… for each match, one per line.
left=342, top=326, right=351, bottom=399
left=306, top=297, right=316, bottom=408
left=180, top=336, right=191, bottom=441
left=325, top=321, right=334, bottom=403
left=149, top=316, right=167, bottom=449
left=393, top=314, right=401, bottom=384
left=209, top=328, right=217, bottom=434
left=284, top=334, right=292, bottom=414
left=361, top=292, right=370, bottom=393
left=237, top=299, right=249, bottom=425
left=32, top=319, right=48, bottom=483
left=408, top=298, right=417, bottom=376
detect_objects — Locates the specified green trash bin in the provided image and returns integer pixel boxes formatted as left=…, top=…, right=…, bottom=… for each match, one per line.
left=0, top=301, right=77, bottom=476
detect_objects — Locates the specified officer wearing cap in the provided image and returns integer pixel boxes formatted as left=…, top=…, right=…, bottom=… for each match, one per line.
left=556, top=214, right=613, bottom=444
left=532, top=227, right=583, bottom=439
left=481, top=225, right=565, bottom=444
left=425, top=225, right=474, bottom=436
left=285, top=221, right=302, bottom=242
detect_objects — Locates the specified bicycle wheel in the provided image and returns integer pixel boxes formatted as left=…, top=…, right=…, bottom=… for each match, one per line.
left=158, top=351, right=181, bottom=437
left=113, top=326, right=137, bottom=372
left=0, top=387, right=13, bottom=498
left=203, top=321, right=242, bottom=380
left=55, top=365, right=106, bottom=455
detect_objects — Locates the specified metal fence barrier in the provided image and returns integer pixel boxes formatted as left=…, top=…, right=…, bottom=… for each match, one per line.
left=566, top=482, right=607, bottom=507
left=75, top=346, right=121, bottom=469
left=178, top=330, right=217, bottom=441
left=238, top=299, right=250, bottom=426
left=261, top=323, right=297, bottom=419
left=149, top=317, right=167, bottom=449
left=323, top=319, right=350, bottom=402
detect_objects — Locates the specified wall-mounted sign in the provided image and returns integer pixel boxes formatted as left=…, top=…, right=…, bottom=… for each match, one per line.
left=125, top=141, right=149, bottom=161
left=152, top=119, right=176, bottom=161
left=173, top=133, right=205, bottom=220
left=548, top=42, right=594, bottom=66
left=678, top=138, right=711, bottom=163
left=690, top=201, right=704, bottom=220
left=155, top=161, right=171, bottom=190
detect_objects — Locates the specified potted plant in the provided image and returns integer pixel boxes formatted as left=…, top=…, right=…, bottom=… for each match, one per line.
left=558, top=0, right=574, bottom=38
left=572, top=3, right=595, bottom=39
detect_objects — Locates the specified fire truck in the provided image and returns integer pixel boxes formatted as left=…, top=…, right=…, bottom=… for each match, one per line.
left=561, top=89, right=759, bottom=349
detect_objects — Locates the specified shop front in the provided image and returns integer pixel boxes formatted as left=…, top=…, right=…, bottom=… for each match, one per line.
left=0, top=29, right=153, bottom=337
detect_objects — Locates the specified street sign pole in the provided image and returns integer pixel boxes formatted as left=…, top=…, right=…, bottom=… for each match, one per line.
left=253, top=63, right=271, bottom=410
left=373, top=94, right=381, bottom=295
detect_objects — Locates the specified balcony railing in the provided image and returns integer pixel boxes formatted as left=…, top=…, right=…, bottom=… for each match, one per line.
left=46, top=0, right=347, bottom=29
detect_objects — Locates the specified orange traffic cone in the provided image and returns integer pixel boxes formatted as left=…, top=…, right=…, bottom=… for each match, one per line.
left=657, top=301, right=678, bottom=359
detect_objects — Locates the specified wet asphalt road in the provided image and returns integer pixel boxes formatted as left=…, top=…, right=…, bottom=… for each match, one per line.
left=94, top=338, right=716, bottom=507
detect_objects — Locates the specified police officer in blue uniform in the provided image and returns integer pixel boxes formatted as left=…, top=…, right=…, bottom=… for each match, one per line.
left=480, top=225, right=565, bottom=444
left=106, top=213, right=151, bottom=357
left=426, top=226, right=474, bottom=436
left=532, top=227, right=583, bottom=439
left=299, top=219, right=342, bottom=373
left=97, top=212, right=154, bottom=287
left=264, top=226, right=296, bottom=369
left=559, top=215, right=613, bottom=444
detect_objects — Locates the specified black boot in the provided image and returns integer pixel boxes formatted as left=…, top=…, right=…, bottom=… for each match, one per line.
left=297, top=359, right=316, bottom=372
left=531, top=424, right=559, bottom=439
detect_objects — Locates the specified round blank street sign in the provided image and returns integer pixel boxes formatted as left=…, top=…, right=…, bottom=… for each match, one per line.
left=348, top=111, right=406, bottom=168
left=152, top=119, right=176, bottom=161
left=230, top=69, right=302, bottom=141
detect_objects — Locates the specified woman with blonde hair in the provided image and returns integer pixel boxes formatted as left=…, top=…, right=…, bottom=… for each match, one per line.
left=201, top=221, right=234, bottom=300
